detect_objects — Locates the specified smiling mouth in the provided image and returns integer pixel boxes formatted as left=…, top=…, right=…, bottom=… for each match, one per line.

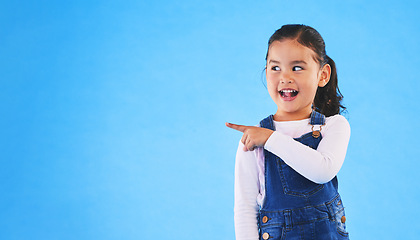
left=279, top=89, right=298, bottom=98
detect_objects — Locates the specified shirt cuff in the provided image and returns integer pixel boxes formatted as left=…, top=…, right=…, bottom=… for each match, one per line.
left=264, top=131, right=291, bottom=153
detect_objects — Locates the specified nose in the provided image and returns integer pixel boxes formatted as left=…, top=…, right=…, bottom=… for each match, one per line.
left=280, top=72, right=294, bottom=84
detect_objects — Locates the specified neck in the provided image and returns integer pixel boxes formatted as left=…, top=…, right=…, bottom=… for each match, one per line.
left=273, top=108, right=312, bottom=122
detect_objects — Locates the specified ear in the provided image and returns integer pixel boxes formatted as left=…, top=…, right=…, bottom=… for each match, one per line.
left=318, top=64, right=331, bottom=87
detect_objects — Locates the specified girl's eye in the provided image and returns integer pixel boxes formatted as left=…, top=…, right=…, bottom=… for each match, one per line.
left=293, top=66, right=303, bottom=71
left=271, top=66, right=280, bottom=71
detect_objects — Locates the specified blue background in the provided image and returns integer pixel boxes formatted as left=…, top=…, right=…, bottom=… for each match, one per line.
left=1, top=0, right=419, bottom=239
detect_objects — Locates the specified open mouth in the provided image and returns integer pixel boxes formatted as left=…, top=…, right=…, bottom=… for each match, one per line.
left=279, top=89, right=298, bottom=98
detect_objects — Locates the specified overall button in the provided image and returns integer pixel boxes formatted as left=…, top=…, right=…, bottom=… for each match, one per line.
left=262, top=232, right=270, bottom=240
left=341, top=216, right=346, bottom=223
left=262, top=216, right=268, bottom=223
left=312, top=130, right=320, bottom=138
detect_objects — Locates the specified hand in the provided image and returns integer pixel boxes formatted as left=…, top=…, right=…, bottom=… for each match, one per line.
left=226, top=122, right=274, bottom=151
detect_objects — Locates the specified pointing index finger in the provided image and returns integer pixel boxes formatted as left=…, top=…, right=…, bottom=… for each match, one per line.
left=225, top=122, right=248, bottom=133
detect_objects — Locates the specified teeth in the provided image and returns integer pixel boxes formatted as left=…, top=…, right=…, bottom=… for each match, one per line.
left=279, top=89, right=298, bottom=98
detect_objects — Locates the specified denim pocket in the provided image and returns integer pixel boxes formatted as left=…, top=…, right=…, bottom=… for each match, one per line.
left=259, top=225, right=284, bottom=240
left=334, top=208, right=348, bottom=237
left=276, top=133, right=325, bottom=197
left=327, top=195, right=349, bottom=238
left=277, top=159, right=324, bottom=197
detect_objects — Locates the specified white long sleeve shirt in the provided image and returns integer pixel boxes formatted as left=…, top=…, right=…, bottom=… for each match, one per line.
left=234, top=114, right=350, bottom=240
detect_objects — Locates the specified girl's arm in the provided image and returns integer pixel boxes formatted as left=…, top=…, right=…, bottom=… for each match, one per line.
left=234, top=141, right=260, bottom=240
left=264, top=115, right=350, bottom=184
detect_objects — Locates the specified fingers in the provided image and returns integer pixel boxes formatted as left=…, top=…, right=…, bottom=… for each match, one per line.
left=248, top=144, right=256, bottom=151
left=241, top=132, right=248, bottom=145
left=225, top=122, right=248, bottom=133
left=241, top=133, right=248, bottom=151
left=226, top=122, right=257, bottom=151
left=243, top=142, right=256, bottom=152
left=242, top=135, right=256, bottom=152
left=243, top=141, right=250, bottom=152
left=246, top=139, right=256, bottom=151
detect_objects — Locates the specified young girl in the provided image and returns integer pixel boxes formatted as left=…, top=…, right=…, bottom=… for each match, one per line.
left=226, top=24, right=350, bottom=240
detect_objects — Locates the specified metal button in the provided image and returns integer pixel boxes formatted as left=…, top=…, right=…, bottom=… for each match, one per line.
left=262, top=232, right=270, bottom=240
left=262, top=216, right=268, bottom=223
left=341, top=216, right=346, bottom=223
left=312, top=130, right=320, bottom=138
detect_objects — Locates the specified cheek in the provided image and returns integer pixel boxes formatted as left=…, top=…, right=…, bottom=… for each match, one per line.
left=266, top=79, right=279, bottom=99
left=266, top=78, right=276, bottom=92
left=305, top=84, right=319, bottom=99
left=266, top=74, right=277, bottom=87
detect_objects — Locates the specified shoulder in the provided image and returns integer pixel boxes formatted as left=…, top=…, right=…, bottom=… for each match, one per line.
left=324, top=114, right=351, bottom=134
left=325, top=114, right=349, bottom=126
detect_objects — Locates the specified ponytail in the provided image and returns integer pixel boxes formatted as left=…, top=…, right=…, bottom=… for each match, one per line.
left=313, top=55, right=346, bottom=117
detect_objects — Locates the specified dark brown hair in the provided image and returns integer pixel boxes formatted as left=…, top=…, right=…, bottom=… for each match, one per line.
left=266, top=24, right=346, bottom=116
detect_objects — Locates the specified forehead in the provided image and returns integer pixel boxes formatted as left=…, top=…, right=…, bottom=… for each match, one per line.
left=267, top=39, right=318, bottom=63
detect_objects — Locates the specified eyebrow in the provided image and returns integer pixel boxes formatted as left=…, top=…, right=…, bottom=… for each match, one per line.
left=268, top=59, right=308, bottom=65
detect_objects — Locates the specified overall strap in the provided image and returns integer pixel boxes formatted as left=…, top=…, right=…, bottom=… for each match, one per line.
left=310, top=111, right=326, bottom=138
left=260, top=115, right=275, bottom=131
left=260, top=112, right=325, bottom=128
left=310, top=110, right=326, bottom=125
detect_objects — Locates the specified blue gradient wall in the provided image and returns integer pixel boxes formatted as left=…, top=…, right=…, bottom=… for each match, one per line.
left=1, top=0, right=419, bottom=239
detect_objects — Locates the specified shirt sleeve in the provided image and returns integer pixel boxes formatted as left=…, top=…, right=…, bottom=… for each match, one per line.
left=234, top=141, right=260, bottom=240
left=263, top=115, right=351, bottom=184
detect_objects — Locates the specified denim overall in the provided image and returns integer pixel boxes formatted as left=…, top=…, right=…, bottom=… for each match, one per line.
left=258, top=111, right=349, bottom=240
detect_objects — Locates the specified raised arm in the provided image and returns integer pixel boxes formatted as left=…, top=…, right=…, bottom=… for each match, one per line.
left=264, top=115, right=351, bottom=184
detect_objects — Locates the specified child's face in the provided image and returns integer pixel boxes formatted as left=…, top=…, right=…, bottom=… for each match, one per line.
left=266, top=39, right=331, bottom=121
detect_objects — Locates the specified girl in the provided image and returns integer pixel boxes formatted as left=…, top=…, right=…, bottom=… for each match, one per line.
left=226, top=24, right=350, bottom=240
